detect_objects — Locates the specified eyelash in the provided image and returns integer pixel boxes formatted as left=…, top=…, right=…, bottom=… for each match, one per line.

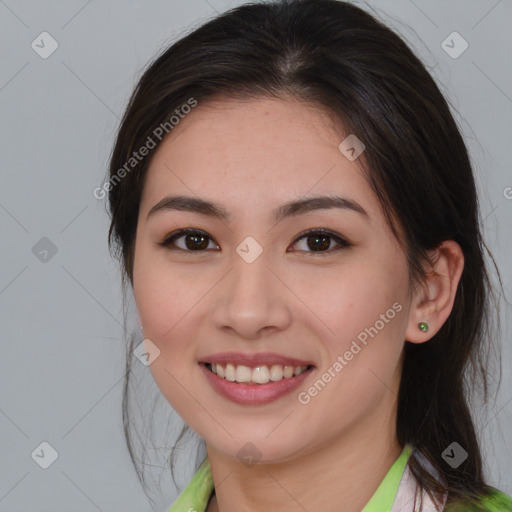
left=158, top=228, right=352, bottom=256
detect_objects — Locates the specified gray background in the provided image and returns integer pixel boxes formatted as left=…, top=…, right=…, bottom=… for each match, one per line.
left=1, top=0, right=511, bottom=510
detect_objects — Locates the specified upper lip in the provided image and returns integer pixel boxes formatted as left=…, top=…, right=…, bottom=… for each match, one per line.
left=199, top=352, right=315, bottom=368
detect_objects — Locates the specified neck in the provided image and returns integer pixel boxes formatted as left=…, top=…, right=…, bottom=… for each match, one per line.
left=206, top=394, right=402, bottom=512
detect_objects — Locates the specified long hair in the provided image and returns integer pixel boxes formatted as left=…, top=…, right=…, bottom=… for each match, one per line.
left=106, top=0, right=504, bottom=508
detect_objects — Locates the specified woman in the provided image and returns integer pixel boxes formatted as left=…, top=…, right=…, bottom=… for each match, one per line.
left=106, top=0, right=512, bottom=510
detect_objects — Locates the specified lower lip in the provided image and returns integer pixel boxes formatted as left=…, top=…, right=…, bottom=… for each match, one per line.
left=199, top=363, right=314, bottom=405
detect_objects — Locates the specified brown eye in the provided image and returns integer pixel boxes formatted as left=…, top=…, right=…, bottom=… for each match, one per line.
left=290, top=229, right=351, bottom=255
left=306, top=233, right=330, bottom=251
left=159, top=229, right=219, bottom=251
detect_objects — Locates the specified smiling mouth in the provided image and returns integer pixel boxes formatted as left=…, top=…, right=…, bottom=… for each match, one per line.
left=203, top=362, right=314, bottom=385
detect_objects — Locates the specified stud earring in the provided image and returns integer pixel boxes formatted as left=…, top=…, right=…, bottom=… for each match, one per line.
left=418, top=322, right=429, bottom=332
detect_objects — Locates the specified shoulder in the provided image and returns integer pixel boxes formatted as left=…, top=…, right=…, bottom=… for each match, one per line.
left=444, top=487, right=512, bottom=512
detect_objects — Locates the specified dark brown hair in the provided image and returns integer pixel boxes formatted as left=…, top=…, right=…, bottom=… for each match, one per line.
left=106, top=0, right=504, bottom=508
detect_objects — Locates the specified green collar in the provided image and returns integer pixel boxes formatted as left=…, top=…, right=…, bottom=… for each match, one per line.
left=169, top=445, right=413, bottom=512
left=362, top=444, right=412, bottom=511
left=168, top=456, right=214, bottom=512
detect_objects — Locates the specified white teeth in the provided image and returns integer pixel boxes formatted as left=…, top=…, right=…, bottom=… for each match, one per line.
left=252, top=365, right=270, bottom=384
left=269, top=364, right=283, bottom=381
left=207, top=363, right=309, bottom=384
left=283, top=365, right=294, bottom=378
left=235, top=365, right=252, bottom=383
left=225, top=363, right=236, bottom=382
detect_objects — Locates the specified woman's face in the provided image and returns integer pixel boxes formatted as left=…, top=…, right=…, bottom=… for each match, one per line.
left=132, top=97, right=413, bottom=463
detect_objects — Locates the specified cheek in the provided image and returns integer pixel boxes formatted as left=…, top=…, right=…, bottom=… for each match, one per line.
left=133, top=245, right=203, bottom=342
left=292, top=265, right=407, bottom=439
left=297, top=258, right=408, bottom=415
left=132, top=252, right=206, bottom=417
left=293, top=256, right=408, bottom=348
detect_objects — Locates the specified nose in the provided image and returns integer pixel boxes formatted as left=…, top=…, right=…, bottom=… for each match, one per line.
left=210, top=251, right=292, bottom=340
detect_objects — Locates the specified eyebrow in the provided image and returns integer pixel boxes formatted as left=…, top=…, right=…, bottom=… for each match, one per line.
left=146, top=194, right=369, bottom=223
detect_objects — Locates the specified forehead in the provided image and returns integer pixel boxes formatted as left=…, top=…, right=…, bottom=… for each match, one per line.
left=140, top=97, right=378, bottom=219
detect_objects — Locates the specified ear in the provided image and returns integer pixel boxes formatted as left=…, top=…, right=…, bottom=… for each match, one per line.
left=405, top=240, right=464, bottom=344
